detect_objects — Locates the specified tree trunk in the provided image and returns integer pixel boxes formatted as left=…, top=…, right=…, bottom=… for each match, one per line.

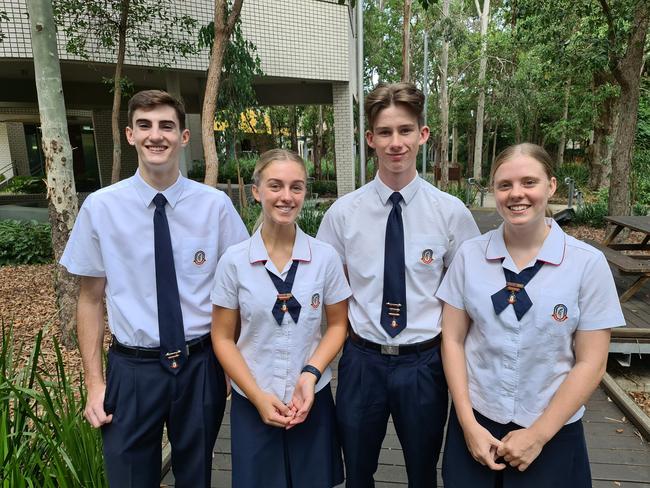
left=601, top=0, right=649, bottom=216
left=290, top=106, right=298, bottom=152
left=315, top=105, right=323, bottom=179
left=467, top=126, right=475, bottom=177
left=472, top=0, right=490, bottom=181
left=491, top=123, right=498, bottom=167
left=451, top=124, right=458, bottom=167
left=27, top=0, right=79, bottom=348
left=110, top=0, right=129, bottom=184
left=557, top=78, right=570, bottom=167
left=438, top=0, right=450, bottom=190
left=588, top=71, right=616, bottom=189
left=202, top=0, right=244, bottom=187
left=401, top=0, right=412, bottom=82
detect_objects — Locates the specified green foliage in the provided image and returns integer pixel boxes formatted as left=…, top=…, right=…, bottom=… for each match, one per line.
left=53, top=0, right=198, bottom=66
left=220, top=157, right=257, bottom=184
left=310, top=180, right=337, bottom=198
left=1, top=176, right=47, bottom=194
left=0, top=324, right=106, bottom=486
left=443, top=184, right=466, bottom=202
left=554, top=163, right=590, bottom=197
left=0, top=220, right=53, bottom=265
left=574, top=188, right=609, bottom=227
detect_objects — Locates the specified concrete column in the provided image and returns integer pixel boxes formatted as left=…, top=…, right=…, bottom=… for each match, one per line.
left=6, top=122, right=30, bottom=176
left=186, top=113, right=203, bottom=173
left=0, top=124, right=14, bottom=181
left=332, top=82, right=355, bottom=196
left=166, top=72, right=188, bottom=176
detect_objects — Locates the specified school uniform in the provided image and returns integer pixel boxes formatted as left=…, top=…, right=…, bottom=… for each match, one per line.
left=60, top=170, right=249, bottom=488
left=316, top=174, right=480, bottom=487
left=436, top=218, right=626, bottom=487
left=211, top=225, right=352, bottom=488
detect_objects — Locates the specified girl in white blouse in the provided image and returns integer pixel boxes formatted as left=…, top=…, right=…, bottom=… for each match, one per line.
left=211, top=149, right=350, bottom=488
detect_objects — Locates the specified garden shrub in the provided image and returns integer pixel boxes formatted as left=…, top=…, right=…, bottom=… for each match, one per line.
left=1, top=176, right=46, bottom=194
left=0, top=220, right=53, bottom=265
left=574, top=188, right=609, bottom=227
left=311, top=180, right=337, bottom=197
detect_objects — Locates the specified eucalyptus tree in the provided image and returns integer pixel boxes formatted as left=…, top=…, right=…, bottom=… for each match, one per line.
left=26, top=0, right=78, bottom=346
left=53, top=0, right=198, bottom=183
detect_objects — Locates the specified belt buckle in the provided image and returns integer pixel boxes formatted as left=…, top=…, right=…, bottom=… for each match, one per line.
left=380, top=344, right=399, bottom=356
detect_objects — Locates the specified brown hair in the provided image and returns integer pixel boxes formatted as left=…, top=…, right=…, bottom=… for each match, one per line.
left=490, top=143, right=556, bottom=217
left=252, top=148, right=307, bottom=186
left=127, top=90, right=186, bottom=131
left=365, top=82, right=425, bottom=130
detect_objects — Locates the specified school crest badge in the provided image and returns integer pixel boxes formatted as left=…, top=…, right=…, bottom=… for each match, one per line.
left=193, top=250, right=207, bottom=266
left=311, top=293, right=321, bottom=309
left=421, top=249, right=434, bottom=264
left=551, top=304, right=568, bottom=322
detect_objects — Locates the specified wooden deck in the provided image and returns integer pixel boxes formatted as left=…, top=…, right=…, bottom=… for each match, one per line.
left=161, top=377, right=650, bottom=487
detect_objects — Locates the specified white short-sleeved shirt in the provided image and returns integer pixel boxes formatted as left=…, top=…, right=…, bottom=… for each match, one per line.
left=436, top=219, right=626, bottom=427
left=210, top=225, right=352, bottom=403
left=60, top=170, right=249, bottom=347
left=316, top=174, right=480, bottom=345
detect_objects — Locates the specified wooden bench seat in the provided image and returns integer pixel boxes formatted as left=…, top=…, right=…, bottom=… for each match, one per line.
left=584, top=239, right=650, bottom=302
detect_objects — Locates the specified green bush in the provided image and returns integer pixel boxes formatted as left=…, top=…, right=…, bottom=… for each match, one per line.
left=220, top=156, right=257, bottom=183
left=555, top=163, right=589, bottom=197
left=0, top=220, right=53, bottom=265
left=1, top=176, right=47, bottom=194
left=188, top=160, right=205, bottom=180
left=310, top=180, right=337, bottom=197
left=0, top=324, right=107, bottom=487
left=574, top=188, right=609, bottom=227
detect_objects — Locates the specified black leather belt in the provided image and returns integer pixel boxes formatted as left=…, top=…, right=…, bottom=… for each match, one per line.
left=349, top=329, right=441, bottom=356
left=110, top=334, right=212, bottom=359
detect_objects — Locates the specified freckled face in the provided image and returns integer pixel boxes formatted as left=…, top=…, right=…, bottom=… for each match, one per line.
left=493, top=155, right=557, bottom=230
left=252, top=160, right=307, bottom=227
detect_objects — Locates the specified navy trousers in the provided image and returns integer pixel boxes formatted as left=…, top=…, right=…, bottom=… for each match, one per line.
left=336, top=338, right=448, bottom=488
left=101, top=345, right=226, bottom=488
left=231, top=384, right=344, bottom=488
left=443, top=407, right=592, bottom=488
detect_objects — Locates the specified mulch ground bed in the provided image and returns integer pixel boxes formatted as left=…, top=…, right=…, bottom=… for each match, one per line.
left=1, top=224, right=646, bottom=413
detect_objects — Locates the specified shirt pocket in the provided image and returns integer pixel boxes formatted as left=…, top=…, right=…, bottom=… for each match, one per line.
left=534, top=291, right=579, bottom=338
left=407, top=235, right=447, bottom=287
left=293, top=281, right=325, bottom=329
left=181, top=236, right=218, bottom=275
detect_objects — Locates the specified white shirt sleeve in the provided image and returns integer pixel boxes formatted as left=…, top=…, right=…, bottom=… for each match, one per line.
left=577, top=251, right=626, bottom=330
left=435, top=243, right=467, bottom=310
left=59, top=195, right=105, bottom=277
left=323, top=246, right=352, bottom=305
left=217, top=194, right=249, bottom=259
left=444, top=201, right=481, bottom=267
left=316, top=203, right=346, bottom=264
left=210, top=249, right=240, bottom=309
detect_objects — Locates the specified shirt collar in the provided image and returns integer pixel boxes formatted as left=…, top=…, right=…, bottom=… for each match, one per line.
left=248, top=225, right=313, bottom=266
left=134, top=169, right=185, bottom=209
left=486, top=218, right=566, bottom=269
left=373, top=173, right=421, bottom=206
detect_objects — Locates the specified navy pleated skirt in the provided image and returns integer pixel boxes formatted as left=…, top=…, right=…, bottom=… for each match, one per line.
left=231, top=384, right=344, bottom=488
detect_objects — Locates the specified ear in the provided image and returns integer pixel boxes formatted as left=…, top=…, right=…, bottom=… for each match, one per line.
left=548, top=176, right=557, bottom=198
left=365, top=130, right=375, bottom=149
left=251, top=184, right=261, bottom=203
left=181, top=128, right=190, bottom=146
left=419, top=125, right=430, bottom=145
left=125, top=126, right=135, bottom=146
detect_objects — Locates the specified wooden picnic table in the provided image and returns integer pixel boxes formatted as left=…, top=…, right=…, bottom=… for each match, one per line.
left=587, top=216, right=650, bottom=303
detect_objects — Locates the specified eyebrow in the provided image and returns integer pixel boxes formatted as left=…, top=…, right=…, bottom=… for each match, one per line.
left=134, top=118, right=177, bottom=126
left=266, top=178, right=306, bottom=184
left=375, top=124, right=416, bottom=131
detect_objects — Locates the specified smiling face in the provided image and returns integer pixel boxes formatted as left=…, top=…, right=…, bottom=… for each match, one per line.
left=366, top=103, right=429, bottom=189
left=492, top=154, right=557, bottom=231
left=125, top=105, right=189, bottom=185
left=252, top=159, right=307, bottom=228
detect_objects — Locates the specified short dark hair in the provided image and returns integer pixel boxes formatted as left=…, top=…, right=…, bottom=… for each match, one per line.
left=365, top=82, right=425, bottom=130
left=127, top=90, right=186, bottom=131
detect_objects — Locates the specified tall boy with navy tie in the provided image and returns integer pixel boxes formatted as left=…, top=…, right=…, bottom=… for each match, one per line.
left=317, top=83, right=480, bottom=487
left=61, top=90, right=248, bottom=487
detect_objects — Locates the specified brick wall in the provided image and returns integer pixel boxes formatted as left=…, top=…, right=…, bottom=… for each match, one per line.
left=6, top=122, right=30, bottom=176
left=332, top=83, right=355, bottom=196
left=92, top=110, right=138, bottom=186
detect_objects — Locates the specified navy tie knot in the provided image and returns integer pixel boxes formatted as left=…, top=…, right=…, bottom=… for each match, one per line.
left=389, top=192, right=403, bottom=206
left=153, top=193, right=167, bottom=209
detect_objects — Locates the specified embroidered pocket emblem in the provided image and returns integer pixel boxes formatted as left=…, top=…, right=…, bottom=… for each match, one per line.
left=193, top=250, right=206, bottom=266
left=311, top=293, right=320, bottom=309
left=551, top=304, right=568, bottom=322
left=421, top=249, right=434, bottom=264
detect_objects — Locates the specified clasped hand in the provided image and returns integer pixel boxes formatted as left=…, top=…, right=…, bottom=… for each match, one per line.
left=254, top=373, right=317, bottom=430
left=464, top=423, right=545, bottom=472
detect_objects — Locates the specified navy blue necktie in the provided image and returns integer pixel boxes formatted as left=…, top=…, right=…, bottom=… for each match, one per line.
left=491, top=260, right=544, bottom=321
left=266, top=260, right=301, bottom=326
left=381, top=192, right=407, bottom=337
left=153, top=193, right=186, bottom=374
